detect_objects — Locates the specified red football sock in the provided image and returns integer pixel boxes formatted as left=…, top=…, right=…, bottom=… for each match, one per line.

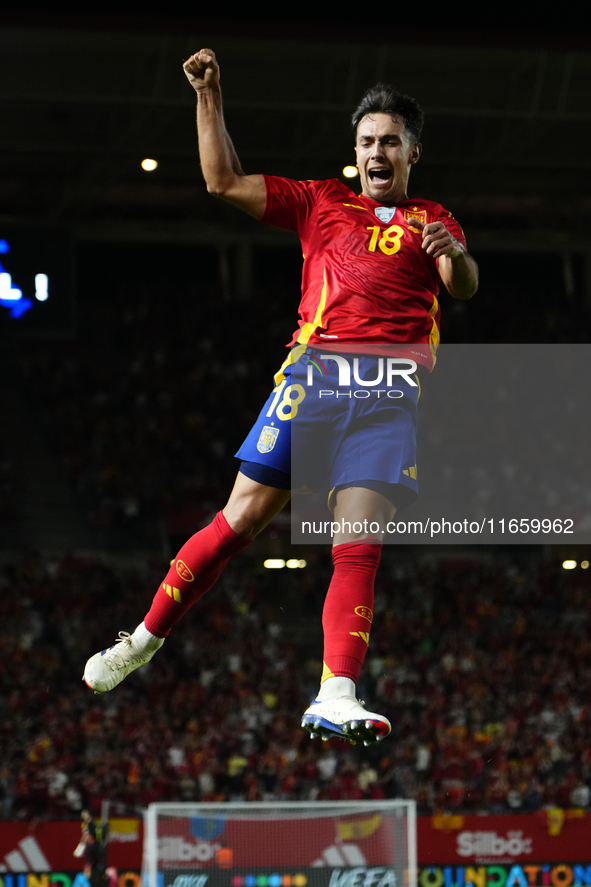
left=321, top=541, right=382, bottom=683
left=144, top=511, right=253, bottom=637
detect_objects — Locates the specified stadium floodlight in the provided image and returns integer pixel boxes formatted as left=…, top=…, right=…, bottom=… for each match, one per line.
left=264, top=559, right=285, bottom=569
left=35, top=273, right=49, bottom=301
left=143, top=800, right=417, bottom=887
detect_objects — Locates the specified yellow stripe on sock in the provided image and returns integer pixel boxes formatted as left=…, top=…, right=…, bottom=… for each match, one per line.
left=320, top=661, right=335, bottom=683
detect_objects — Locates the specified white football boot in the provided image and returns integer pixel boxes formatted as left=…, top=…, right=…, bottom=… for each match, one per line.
left=301, top=684, right=391, bottom=746
left=83, top=623, right=164, bottom=692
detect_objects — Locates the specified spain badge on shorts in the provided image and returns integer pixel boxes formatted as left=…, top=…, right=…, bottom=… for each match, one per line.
left=257, top=425, right=280, bottom=453
left=404, top=207, right=427, bottom=233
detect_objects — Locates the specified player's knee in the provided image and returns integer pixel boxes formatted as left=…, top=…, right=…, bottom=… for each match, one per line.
left=223, top=472, right=290, bottom=538
left=222, top=500, right=266, bottom=538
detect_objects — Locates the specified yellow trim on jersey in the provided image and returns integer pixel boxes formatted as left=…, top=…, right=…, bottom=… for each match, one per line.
left=428, top=293, right=440, bottom=366
left=273, top=343, right=307, bottom=387
left=297, top=269, right=328, bottom=346
left=342, top=203, right=368, bottom=210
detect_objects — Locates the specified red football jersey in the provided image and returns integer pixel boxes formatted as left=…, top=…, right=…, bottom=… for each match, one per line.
left=261, top=175, right=467, bottom=370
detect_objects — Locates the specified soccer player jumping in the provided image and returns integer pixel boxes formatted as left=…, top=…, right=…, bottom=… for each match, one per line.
left=84, top=49, right=478, bottom=746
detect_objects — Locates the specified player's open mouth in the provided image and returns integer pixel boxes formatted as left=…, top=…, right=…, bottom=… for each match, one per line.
left=368, top=168, right=392, bottom=186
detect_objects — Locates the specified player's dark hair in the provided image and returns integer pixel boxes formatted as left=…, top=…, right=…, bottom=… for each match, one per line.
left=352, top=85, right=424, bottom=144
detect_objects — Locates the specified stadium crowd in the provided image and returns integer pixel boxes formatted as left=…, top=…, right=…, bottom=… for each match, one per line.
left=1, top=550, right=590, bottom=820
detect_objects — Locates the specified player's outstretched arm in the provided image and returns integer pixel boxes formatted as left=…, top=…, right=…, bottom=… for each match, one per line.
left=412, top=219, right=478, bottom=299
left=183, top=49, right=266, bottom=219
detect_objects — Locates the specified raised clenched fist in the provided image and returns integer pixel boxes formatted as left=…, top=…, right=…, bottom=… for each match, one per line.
left=183, top=49, right=220, bottom=93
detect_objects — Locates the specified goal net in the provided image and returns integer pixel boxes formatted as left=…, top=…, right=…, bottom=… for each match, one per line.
left=143, top=801, right=416, bottom=887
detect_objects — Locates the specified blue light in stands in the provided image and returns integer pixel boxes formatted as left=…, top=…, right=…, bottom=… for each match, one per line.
left=0, top=239, right=38, bottom=318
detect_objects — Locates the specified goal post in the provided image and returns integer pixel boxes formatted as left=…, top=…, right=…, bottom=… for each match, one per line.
left=143, top=801, right=417, bottom=887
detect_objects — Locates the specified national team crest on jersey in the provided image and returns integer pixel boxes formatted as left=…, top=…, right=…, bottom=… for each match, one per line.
left=375, top=206, right=396, bottom=223
left=404, top=208, right=427, bottom=231
left=257, top=425, right=280, bottom=453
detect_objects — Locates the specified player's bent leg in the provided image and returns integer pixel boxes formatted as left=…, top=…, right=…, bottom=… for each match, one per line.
left=301, top=487, right=395, bottom=745
left=223, top=470, right=291, bottom=538
left=84, top=472, right=291, bottom=693
left=332, top=485, right=396, bottom=545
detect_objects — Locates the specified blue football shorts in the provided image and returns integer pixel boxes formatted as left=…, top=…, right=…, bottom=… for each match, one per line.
left=235, top=345, right=420, bottom=510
